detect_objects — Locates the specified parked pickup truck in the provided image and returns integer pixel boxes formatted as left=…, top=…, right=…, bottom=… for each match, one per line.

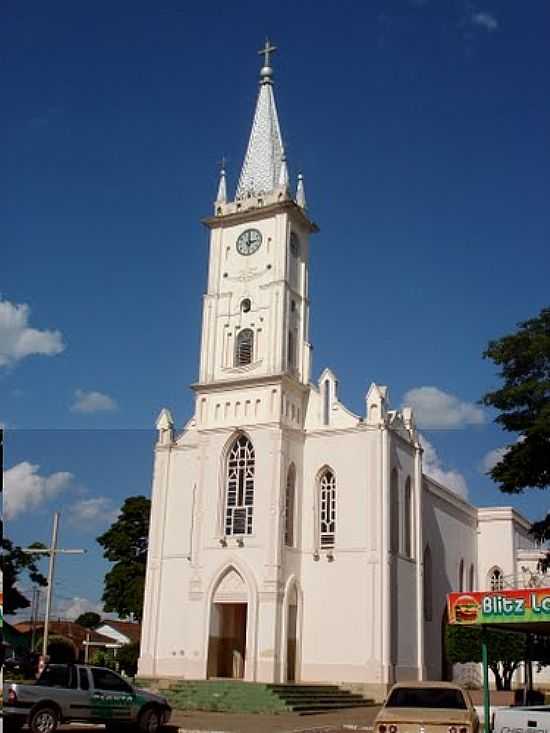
left=3, top=663, right=172, bottom=733
left=493, top=705, right=550, bottom=733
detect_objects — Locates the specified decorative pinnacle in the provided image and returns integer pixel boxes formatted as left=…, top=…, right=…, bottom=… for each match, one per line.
left=278, top=148, right=289, bottom=189
left=258, top=38, right=277, bottom=82
left=215, top=156, right=227, bottom=204
left=296, top=173, right=306, bottom=208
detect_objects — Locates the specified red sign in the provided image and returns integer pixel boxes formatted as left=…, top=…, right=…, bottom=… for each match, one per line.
left=448, top=588, right=550, bottom=625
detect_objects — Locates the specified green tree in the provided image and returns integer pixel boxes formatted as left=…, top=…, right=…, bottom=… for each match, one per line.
left=446, top=625, right=528, bottom=690
left=45, top=636, right=77, bottom=664
left=75, top=611, right=102, bottom=628
left=481, top=306, right=550, bottom=547
left=97, top=496, right=151, bottom=621
left=117, top=641, right=140, bottom=677
left=90, top=648, right=117, bottom=670
left=1, top=534, right=47, bottom=615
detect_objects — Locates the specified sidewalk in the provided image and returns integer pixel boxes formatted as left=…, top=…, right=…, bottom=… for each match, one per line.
left=170, top=705, right=380, bottom=733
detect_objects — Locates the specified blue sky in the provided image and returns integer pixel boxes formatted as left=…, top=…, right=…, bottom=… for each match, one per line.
left=2, top=0, right=549, bottom=620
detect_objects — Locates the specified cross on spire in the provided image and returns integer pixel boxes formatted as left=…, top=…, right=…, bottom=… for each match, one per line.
left=258, top=38, right=277, bottom=70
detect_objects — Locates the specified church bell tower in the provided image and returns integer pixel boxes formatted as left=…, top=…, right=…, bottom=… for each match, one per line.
left=196, top=41, right=318, bottom=424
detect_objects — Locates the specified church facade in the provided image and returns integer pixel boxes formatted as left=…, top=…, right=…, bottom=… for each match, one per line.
left=138, top=46, right=542, bottom=697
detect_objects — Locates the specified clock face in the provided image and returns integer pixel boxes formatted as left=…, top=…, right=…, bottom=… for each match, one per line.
left=236, top=228, right=262, bottom=256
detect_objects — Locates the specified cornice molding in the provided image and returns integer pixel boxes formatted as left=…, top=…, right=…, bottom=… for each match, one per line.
left=191, top=372, right=310, bottom=394
left=202, top=199, right=319, bottom=233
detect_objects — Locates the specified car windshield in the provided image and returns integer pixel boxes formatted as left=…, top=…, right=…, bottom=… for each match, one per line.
left=387, top=687, right=467, bottom=710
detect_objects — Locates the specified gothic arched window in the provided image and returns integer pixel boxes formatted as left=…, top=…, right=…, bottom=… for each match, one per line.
left=236, top=329, right=254, bottom=366
left=423, top=544, right=433, bottom=621
left=319, top=469, right=336, bottom=548
left=225, top=435, right=255, bottom=536
left=489, top=567, right=504, bottom=591
left=458, top=559, right=465, bottom=592
left=404, top=476, right=413, bottom=558
left=469, top=563, right=475, bottom=592
left=284, top=464, right=296, bottom=547
left=390, top=468, right=399, bottom=554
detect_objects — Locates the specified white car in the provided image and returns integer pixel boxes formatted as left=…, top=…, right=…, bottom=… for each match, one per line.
left=493, top=705, right=550, bottom=733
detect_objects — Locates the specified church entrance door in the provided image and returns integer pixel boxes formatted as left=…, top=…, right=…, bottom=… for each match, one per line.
left=207, top=603, right=248, bottom=679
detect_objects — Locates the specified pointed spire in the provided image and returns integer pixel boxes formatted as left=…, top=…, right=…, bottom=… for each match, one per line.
left=296, top=173, right=306, bottom=208
left=236, top=39, right=285, bottom=199
left=215, top=159, right=227, bottom=204
left=278, top=148, right=289, bottom=189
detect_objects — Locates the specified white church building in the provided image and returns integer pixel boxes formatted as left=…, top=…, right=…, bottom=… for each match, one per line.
left=138, top=44, right=543, bottom=697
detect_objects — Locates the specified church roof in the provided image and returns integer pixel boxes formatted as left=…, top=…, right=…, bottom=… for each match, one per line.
left=236, top=40, right=285, bottom=199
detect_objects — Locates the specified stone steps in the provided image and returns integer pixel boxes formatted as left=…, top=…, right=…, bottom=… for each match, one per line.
left=267, top=683, right=374, bottom=714
left=163, top=679, right=374, bottom=715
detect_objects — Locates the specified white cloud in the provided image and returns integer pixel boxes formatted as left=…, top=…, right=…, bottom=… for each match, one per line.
left=0, top=297, right=65, bottom=368
left=420, top=434, right=469, bottom=499
left=471, top=11, right=498, bottom=32
left=71, top=389, right=117, bottom=414
left=403, top=386, right=486, bottom=429
left=4, top=462, right=74, bottom=519
left=69, top=497, right=118, bottom=526
left=52, top=596, right=105, bottom=621
left=480, top=437, right=523, bottom=473
left=480, top=445, right=507, bottom=473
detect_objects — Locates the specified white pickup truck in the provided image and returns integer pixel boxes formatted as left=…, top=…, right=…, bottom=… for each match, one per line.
left=3, top=663, right=171, bottom=733
left=493, top=705, right=550, bottom=733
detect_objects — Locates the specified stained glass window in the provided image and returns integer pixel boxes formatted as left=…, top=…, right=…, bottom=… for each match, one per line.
left=319, top=469, right=336, bottom=548
left=225, top=435, right=255, bottom=536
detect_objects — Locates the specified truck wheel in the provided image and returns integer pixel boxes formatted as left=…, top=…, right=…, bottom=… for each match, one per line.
left=137, top=706, right=162, bottom=733
left=29, top=706, right=59, bottom=733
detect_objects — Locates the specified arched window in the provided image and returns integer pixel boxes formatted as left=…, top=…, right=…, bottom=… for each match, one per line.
left=469, top=563, right=475, bottom=592
left=225, top=435, right=255, bottom=536
left=284, top=464, right=296, bottom=547
left=236, top=329, right=254, bottom=366
left=458, top=559, right=465, bottom=592
left=404, top=476, right=413, bottom=558
left=319, top=469, right=336, bottom=548
left=489, top=567, right=504, bottom=591
left=390, top=468, right=399, bottom=554
left=423, top=545, right=433, bottom=621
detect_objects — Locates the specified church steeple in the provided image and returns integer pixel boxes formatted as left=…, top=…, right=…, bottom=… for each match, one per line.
left=235, top=39, right=285, bottom=199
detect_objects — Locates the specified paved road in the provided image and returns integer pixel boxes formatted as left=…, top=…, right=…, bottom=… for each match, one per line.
left=3, top=706, right=379, bottom=733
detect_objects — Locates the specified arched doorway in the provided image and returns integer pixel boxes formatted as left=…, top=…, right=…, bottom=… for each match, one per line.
left=207, top=567, right=248, bottom=679
left=286, top=584, right=298, bottom=682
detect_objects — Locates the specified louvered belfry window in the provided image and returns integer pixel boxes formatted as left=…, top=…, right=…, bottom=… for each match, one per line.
left=225, top=435, right=255, bottom=536
left=319, top=469, right=336, bottom=548
left=236, top=328, right=254, bottom=366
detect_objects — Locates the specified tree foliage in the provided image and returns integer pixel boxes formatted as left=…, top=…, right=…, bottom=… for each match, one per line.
left=46, top=636, right=77, bottom=664
left=75, top=612, right=101, bottom=629
left=96, top=496, right=151, bottom=621
left=1, top=533, right=47, bottom=615
left=447, top=625, right=527, bottom=690
left=117, top=641, right=140, bottom=677
left=481, top=306, right=550, bottom=545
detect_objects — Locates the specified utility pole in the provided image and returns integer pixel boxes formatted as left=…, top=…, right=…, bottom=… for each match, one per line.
left=30, top=587, right=41, bottom=652
left=23, top=512, right=86, bottom=664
